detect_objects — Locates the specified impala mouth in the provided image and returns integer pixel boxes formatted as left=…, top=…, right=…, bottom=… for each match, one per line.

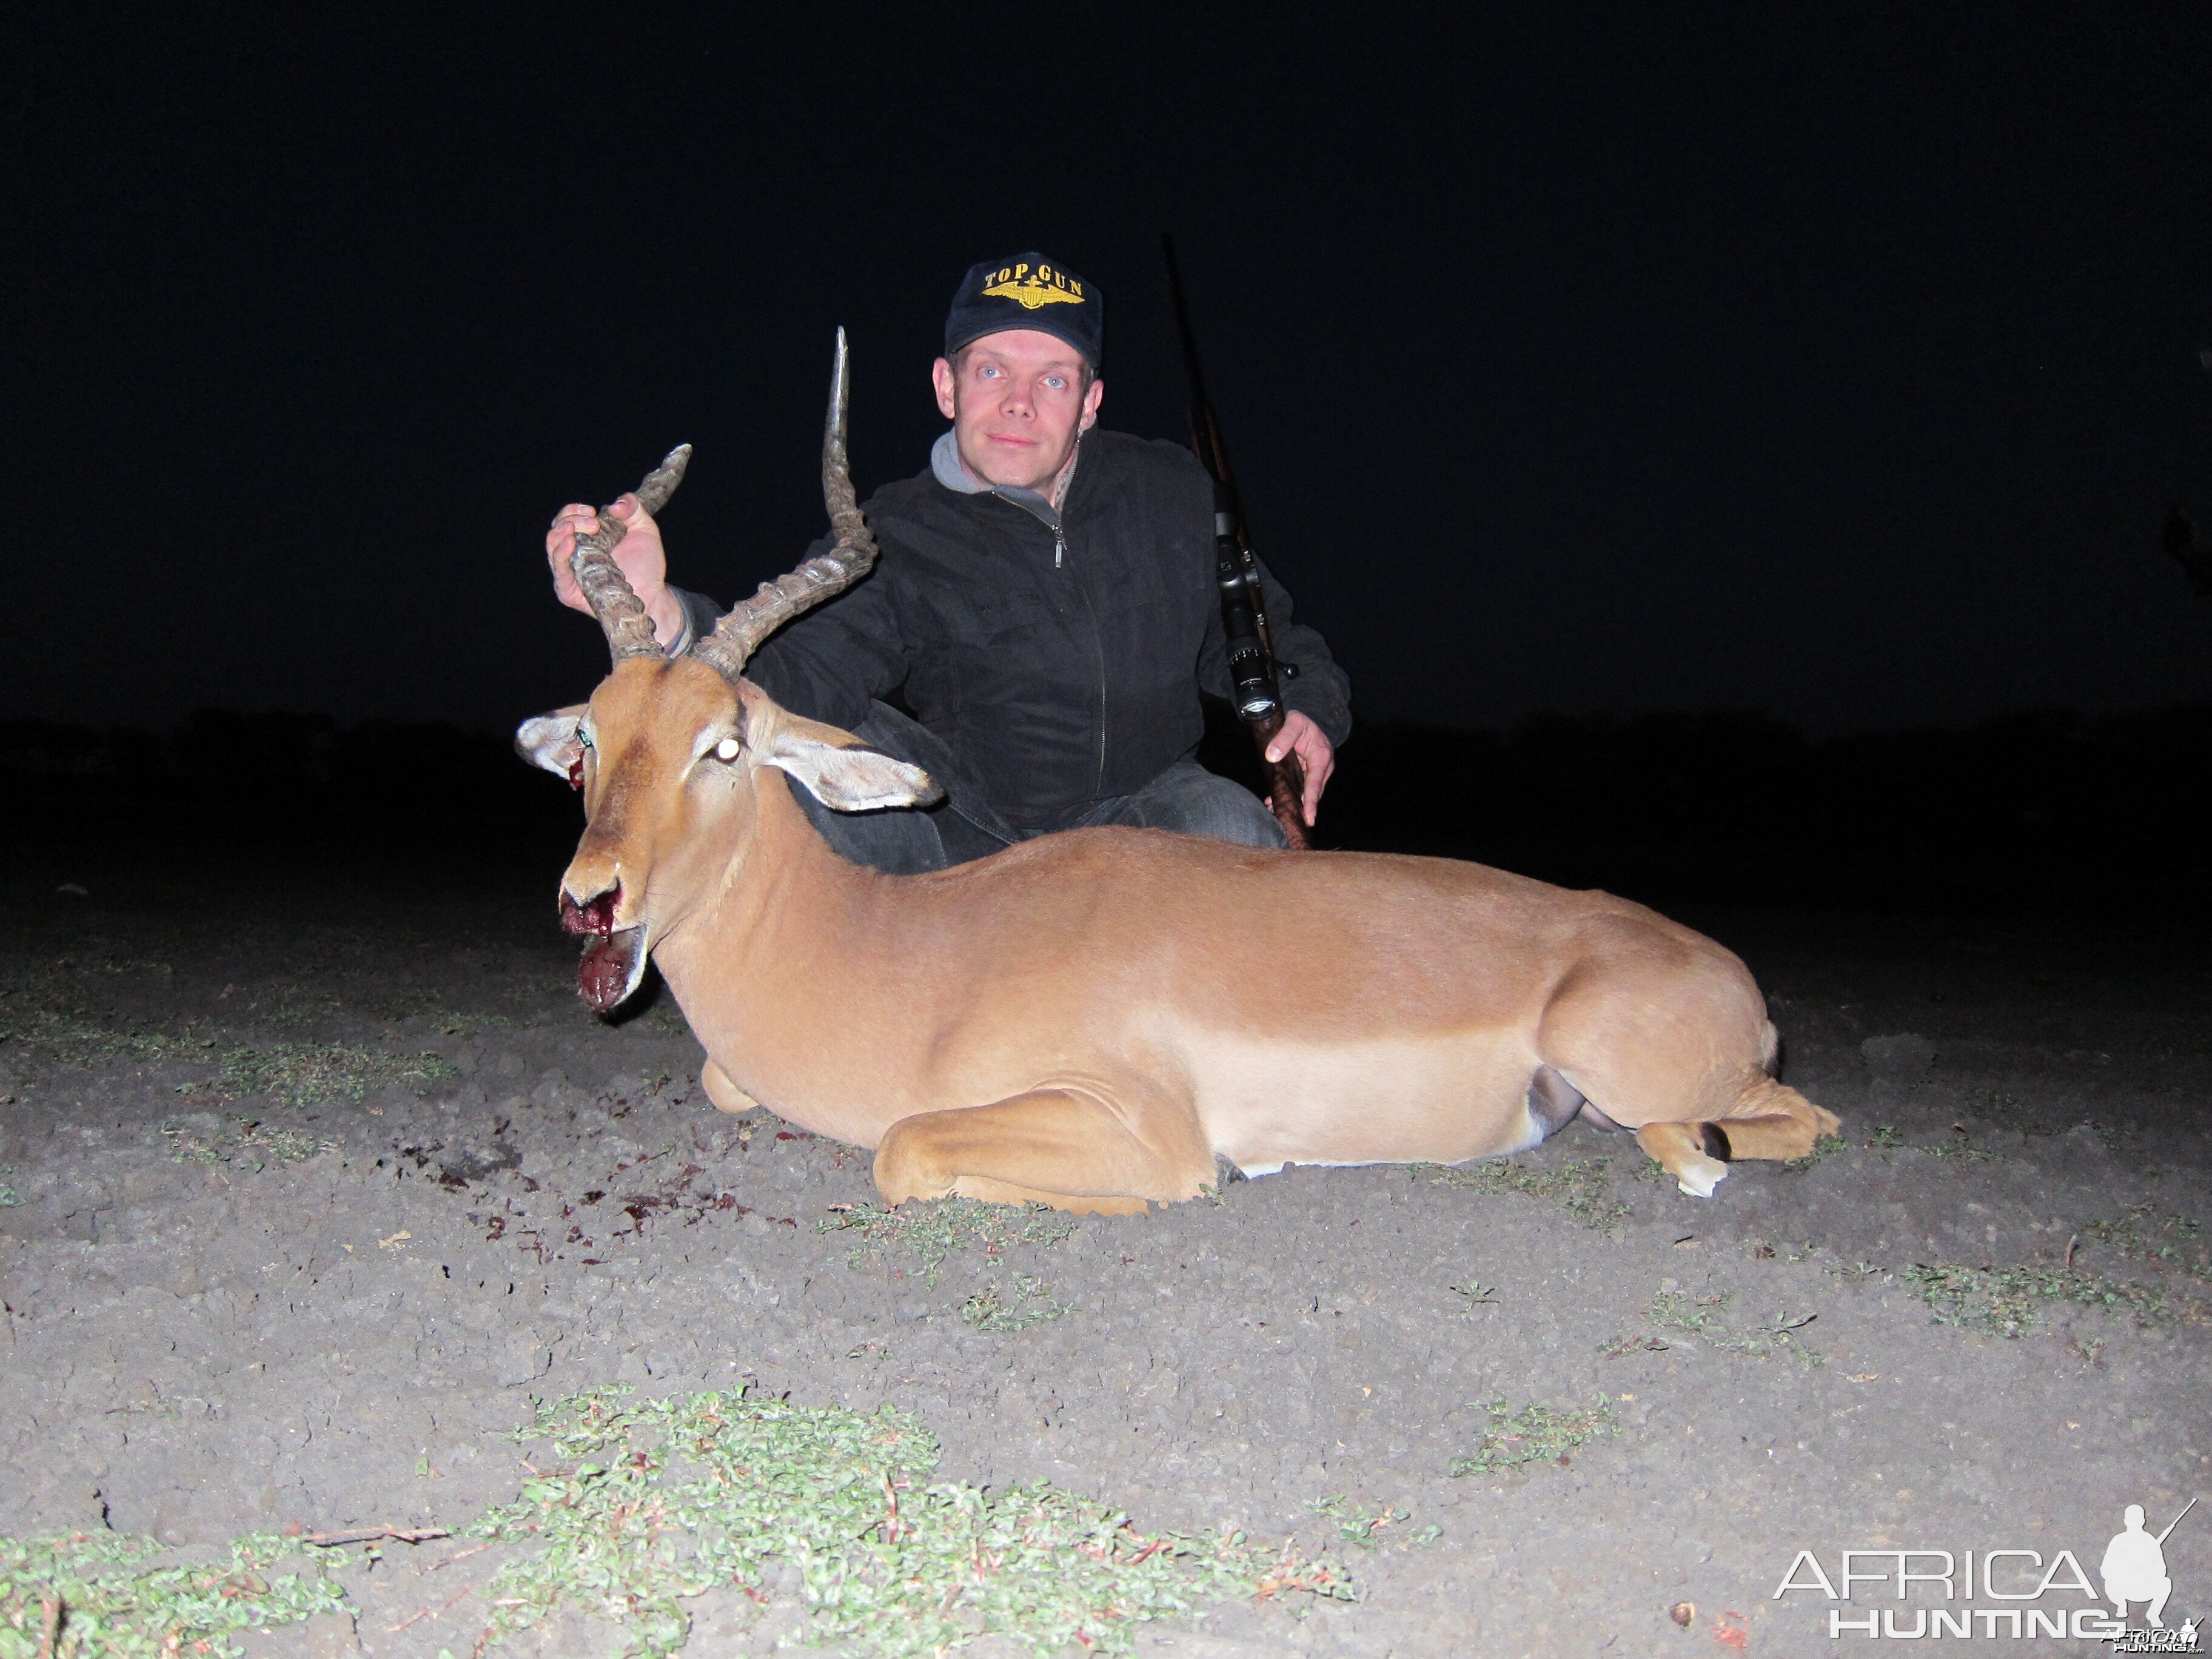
left=561, top=884, right=649, bottom=1011
left=578, top=926, right=648, bottom=1011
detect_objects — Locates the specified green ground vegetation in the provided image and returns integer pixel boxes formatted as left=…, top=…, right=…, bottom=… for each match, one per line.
left=956, top=1275, right=1070, bottom=1332
left=820, top=1199, right=1076, bottom=1285
left=2083, top=1203, right=2209, bottom=1279
left=1449, top=1398, right=1619, bottom=1478
left=0, top=957, right=455, bottom=1108
left=463, top=1385, right=1346, bottom=1657
left=0, top=1531, right=346, bottom=1658
left=1414, top=1158, right=1630, bottom=1233
left=1781, top=1133, right=1848, bottom=1173
left=1308, top=1495, right=1440, bottom=1551
left=2, top=1385, right=1348, bottom=1658
left=197, top=1042, right=457, bottom=1108
left=1902, top=1259, right=2202, bottom=1338
left=1966, top=1087, right=2065, bottom=1138
left=159, top=1114, right=337, bottom=1169
left=1644, top=1290, right=1825, bottom=1367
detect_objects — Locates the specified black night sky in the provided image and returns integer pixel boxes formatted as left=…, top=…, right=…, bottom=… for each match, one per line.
left=12, top=6, right=2212, bottom=740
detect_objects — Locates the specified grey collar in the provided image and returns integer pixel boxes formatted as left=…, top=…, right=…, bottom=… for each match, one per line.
left=930, top=429, right=1078, bottom=530
left=930, top=429, right=987, bottom=494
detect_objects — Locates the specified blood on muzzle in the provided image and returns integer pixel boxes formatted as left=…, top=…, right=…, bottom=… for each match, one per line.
left=561, top=885, right=641, bottom=1012
left=561, top=886, right=619, bottom=940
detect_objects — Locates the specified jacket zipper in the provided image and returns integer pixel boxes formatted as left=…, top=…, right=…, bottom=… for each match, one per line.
left=996, top=489, right=1105, bottom=796
left=1062, top=529, right=1108, bottom=796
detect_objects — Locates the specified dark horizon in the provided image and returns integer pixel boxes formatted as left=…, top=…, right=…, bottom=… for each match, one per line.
left=10, top=7, right=2212, bottom=740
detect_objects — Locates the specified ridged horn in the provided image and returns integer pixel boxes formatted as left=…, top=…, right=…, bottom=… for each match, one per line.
left=572, top=444, right=693, bottom=662
left=691, top=329, right=878, bottom=682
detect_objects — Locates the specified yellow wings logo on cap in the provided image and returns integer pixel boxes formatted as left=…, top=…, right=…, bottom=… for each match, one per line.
left=982, top=273, right=1085, bottom=309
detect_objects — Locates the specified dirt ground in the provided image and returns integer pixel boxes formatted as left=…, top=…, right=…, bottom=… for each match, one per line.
left=2, top=842, right=2207, bottom=1656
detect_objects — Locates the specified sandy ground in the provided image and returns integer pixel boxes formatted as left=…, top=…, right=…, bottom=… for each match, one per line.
left=2, top=847, right=2207, bottom=1656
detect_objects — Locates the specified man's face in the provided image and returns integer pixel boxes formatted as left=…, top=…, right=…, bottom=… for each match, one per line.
left=932, top=329, right=1103, bottom=493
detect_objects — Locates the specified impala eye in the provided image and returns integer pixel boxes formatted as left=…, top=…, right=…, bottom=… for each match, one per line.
left=714, top=737, right=741, bottom=762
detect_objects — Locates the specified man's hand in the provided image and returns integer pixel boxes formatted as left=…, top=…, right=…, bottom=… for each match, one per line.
left=1265, top=710, right=1335, bottom=826
left=546, top=495, right=688, bottom=649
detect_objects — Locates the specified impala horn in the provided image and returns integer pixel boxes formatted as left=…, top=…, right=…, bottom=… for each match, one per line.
left=691, top=327, right=879, bottom=682
left=572, top=443, right=694, bottom=662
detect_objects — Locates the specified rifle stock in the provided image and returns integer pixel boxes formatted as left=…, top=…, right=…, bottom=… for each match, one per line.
left=1160, top=233, right=1310, bottom=850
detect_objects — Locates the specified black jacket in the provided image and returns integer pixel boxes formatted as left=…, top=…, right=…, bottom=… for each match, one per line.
left=678, top=430, right=1351, bottom=831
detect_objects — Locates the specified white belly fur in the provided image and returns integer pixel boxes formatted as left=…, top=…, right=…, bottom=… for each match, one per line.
left=1188, top=1027, right=1541, bottom=1173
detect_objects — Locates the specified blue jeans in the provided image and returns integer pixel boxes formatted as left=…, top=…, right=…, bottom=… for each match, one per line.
left=789, top=702, right=1287, bottom=874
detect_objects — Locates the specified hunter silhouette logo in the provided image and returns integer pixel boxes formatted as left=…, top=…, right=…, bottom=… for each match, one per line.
left=980, top=262, right=1085, bottom=309
left=2105, top=1498, right=2196, bottom=1640
left=1772, top=1495, right=2200, bottom=1643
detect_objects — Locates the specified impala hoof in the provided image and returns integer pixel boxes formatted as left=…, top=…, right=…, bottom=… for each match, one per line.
left=1675, top=1158, right=1729, bottom=1198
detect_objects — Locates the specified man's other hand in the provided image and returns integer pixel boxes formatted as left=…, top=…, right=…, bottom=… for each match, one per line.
left=1265, top=711, right=1335, bottom=826
left=547, top=495, right=687, bottom=649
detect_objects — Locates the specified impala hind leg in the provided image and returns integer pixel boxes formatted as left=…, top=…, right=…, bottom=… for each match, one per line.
left=873, top=1089, right=1215, bottom=1216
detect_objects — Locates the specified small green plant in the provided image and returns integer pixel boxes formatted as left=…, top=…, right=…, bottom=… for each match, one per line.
left=1309, top=1494, right=1438, bottom=1550
left=1448, top=1398, right=1618, bottom=1478
left=1447, top=1278, right=1499, bottom=1309
left=0, top=1168, right=21, bottom=1208
left=1646, top=1291, right=1824, bottom=1367
left=2092, top=1120, right=2143, bottom=1155
left=1868, top=1125, right=1903, bottom=1149
left=0, top=1530, right=346, bottom=1657
left=463, top=1385, right=1347, bottom=1657
left=159, top=1119, right=227, bottom=1165
left=160, top=1116, right=337, bottom=1170
left=1416, top=1158, right=1629, bottom=1233
left=956, top=1275, right=1069, bottom=1332
left=1966, top=1087, right=2062, bottom=1136
left=0, top=959, right=204, bottom=1074
left=1782, top=1133, right=1847, bottom=1173
left=0, top=1010, right=206, bottom=1071
left=1902, top=1261, right=2188, bottom=1338
left=821, top=1199, right=1076, bottom=1285
left=210, top=1044, right=457, bottom=1109
left=349, top=984, right=536, bottom=1032
left=1920, top=1131, right=2004, bottom=1164
left=2082, top=1204, right=2209, bottom=1279
left=1596, top=1333, right=1669, bottom=1358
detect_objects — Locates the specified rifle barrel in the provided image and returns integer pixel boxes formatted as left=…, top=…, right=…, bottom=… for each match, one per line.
left=2156, top=1495, right=2198, bottom=1544
left=1160, top=233, right=1235, bottom=491
left=1158, top=230, right=1310, bottom=849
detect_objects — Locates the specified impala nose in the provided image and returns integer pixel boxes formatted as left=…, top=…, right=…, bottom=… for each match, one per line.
left=561, top=882, right=620, bottom=939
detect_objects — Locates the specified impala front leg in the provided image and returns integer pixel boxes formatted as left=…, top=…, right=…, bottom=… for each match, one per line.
left=874, top=1087, right=1214, bottom=1216
left=1635, top=1121, right=1731, bottom=1197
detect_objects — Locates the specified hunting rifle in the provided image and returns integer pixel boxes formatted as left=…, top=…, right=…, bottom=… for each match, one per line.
left=1160, top=233, right=1310, bottom=850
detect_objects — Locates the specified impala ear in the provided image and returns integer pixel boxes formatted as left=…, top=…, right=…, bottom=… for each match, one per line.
left=515, top=706, right=586, bottom=777
left=735, top=682, right=942, bottom=812
left=763, top=732, right=942, bottom=812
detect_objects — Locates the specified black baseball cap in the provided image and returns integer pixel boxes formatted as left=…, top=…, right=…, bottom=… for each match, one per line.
left=943, top=253, right=1103, bottom=367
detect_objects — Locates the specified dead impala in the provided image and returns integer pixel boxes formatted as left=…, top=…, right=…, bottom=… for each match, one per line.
left=517, top=333, right=1840, bottom=1214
